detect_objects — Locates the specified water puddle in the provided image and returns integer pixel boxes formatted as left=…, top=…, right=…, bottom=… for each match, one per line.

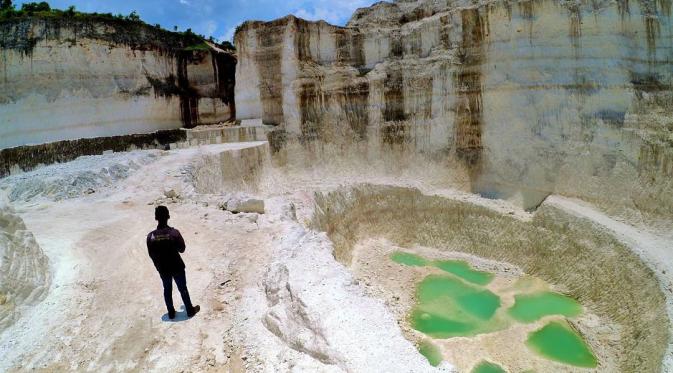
left=391, top=250, right=597, bottom=369
left=391, top=251, right=427, bottom=267
left=508, top=291, right=581, bottom=323
left=391, top=252, right=493, bottom=285
left=433, top=260, right=494, bottom=286
left=412, top=275, right=504, bottom=338
left=527, top=321, right=598, bottom=368
left=418, top=340, right=443, bottom=367
left=472, top=360, right=506, bottom=373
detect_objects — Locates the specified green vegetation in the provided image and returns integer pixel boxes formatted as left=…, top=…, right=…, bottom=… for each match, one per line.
left=183, top=41, right=211, bottom=51
left=0, top=1, right=234, bottom=53
left=526, top=321, right=597, bottom=368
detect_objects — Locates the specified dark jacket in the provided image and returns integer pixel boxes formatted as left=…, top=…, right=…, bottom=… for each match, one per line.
left=147, top=226, right=186, bottom=274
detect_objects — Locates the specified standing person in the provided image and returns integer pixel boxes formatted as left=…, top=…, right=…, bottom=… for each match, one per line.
left=147, top=205, right=200, bottom=319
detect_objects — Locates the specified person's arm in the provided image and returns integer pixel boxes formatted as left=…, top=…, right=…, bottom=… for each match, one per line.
left=147, top=234, right=159, bottom=271
left=147, top=234, right=152, bottom=256
left=173, top=229, right=186, bottom=253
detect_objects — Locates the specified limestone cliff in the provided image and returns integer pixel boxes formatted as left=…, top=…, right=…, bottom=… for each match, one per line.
left=234, top=0, right=673, bottom=220
left=0, top=16, right=236, bottom=149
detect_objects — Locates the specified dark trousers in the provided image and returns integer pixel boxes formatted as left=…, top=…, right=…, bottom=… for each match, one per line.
left=160, top=270, right=193, bottom=312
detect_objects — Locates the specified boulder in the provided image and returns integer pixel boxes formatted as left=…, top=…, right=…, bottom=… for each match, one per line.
left=163, top=188, right=179, bottom=199
left=225, top=196, right=265, bottom=214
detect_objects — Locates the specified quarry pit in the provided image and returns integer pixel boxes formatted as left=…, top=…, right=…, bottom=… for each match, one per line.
left=1, top=0, right=673, bottom=372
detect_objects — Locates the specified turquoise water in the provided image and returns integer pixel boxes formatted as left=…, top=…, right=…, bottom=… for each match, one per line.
left=526, top=321, right=597, bottom=368
left=411, top=275, right=502, bottom=338
left=433, top=260, right=494, bottom=285
left=472, top=361, right=507, bottom=373
left=418, top=340, right=443, bottom=367
left=391, top=251, right=595, bottom=368
left=391, top=251, right=427, bottom=267
left=508, top=291, right=582, bottom=323
left=390, top=251, right=494, bottom=285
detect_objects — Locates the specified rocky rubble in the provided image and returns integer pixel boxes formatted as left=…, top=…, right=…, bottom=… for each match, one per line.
left=0, top=150, right=160, bottom=203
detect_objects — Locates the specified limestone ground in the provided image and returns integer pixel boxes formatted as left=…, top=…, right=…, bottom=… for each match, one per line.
left=0, top=143, right=672, bottom=372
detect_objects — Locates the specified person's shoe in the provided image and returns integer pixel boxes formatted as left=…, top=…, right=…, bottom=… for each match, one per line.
left=187, top=305, right=200, bottom=318
left=168, top=309, right=176, bottom=320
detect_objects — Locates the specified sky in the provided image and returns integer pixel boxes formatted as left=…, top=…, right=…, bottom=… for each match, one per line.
left=14, top=0, right=380, bottom=43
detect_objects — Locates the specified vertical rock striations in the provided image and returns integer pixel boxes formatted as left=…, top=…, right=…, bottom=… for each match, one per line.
left=0, top=16, right=236, bottom=149
left=235, top=0, right=673, bottom=218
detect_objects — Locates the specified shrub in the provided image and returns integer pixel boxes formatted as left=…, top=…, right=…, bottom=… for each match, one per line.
left=0, top=0, right=12, bottom=11
left=127, top=10, right=139, bottom=22
left=21, top=2, right=51, bottom=13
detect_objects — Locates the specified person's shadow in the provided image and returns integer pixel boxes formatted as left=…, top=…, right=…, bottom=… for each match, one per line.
left=161, top=306, right=190, bottom=322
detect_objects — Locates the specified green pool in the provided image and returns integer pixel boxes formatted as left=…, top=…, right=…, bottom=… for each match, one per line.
left=433, top=260, right=494, bottom=286
left=418, top=340, right=443, bottom=367
left=391, top=251, right=494, bottom=285
left=526, top=321, right=597, bottom=368
left=391, top=251, right=597, bottom=368
left=411, top=275, right=503, bottom=338
left=391, top=251, right=427, bottom=267
left=508, top=291, right=582, bottom=323
left=472, top=361, right=507, bottom=373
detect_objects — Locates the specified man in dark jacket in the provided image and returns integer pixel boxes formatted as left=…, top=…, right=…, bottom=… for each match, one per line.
left=147, top=205, right=200, bottom=319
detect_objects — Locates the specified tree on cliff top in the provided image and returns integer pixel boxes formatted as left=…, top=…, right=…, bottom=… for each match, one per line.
left=21, top=2, right=51, bottom=13
left=1, top=0, right=13, bottom=11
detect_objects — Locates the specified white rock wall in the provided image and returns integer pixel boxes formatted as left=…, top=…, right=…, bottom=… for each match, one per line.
left=234, top=0, right=673, bottom=216
left=0, top=19, right=236, bottom=150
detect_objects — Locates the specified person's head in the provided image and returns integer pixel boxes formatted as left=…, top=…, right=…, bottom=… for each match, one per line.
left=155, top=205, right=170, bottom=224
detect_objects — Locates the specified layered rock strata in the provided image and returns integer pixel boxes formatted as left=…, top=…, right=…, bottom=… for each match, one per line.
left=0, top=129, right=184, bottom=177
left=0, top=16, right=236, bottom=150
left=235, top=0, right=673, bottom=217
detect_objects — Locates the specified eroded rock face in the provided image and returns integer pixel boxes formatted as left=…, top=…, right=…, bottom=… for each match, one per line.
left=235, top=0, right=673, bottom=217
left=262, top=263, right=340, bottom=365
left=0, top=17, right=236, bottom=150
left=0, top=204, right=50, bottom=331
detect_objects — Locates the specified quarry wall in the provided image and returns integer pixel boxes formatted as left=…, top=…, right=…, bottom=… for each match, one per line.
left=234, top=0, right=673, bottom=217
left=0, top=17, right=236, bottom=150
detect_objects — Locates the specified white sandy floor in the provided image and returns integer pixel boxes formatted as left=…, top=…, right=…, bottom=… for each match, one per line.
left=0, top=143, right=671, bottom=372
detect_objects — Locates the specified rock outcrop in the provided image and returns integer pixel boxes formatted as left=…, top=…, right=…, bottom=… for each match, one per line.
left=223, top=195, right=265, bottom=214
left=234, top=0, right=673, bottom=217
left=0, top=16, right=236, bottom=150
left=0, top=204, right=50, bottom=331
